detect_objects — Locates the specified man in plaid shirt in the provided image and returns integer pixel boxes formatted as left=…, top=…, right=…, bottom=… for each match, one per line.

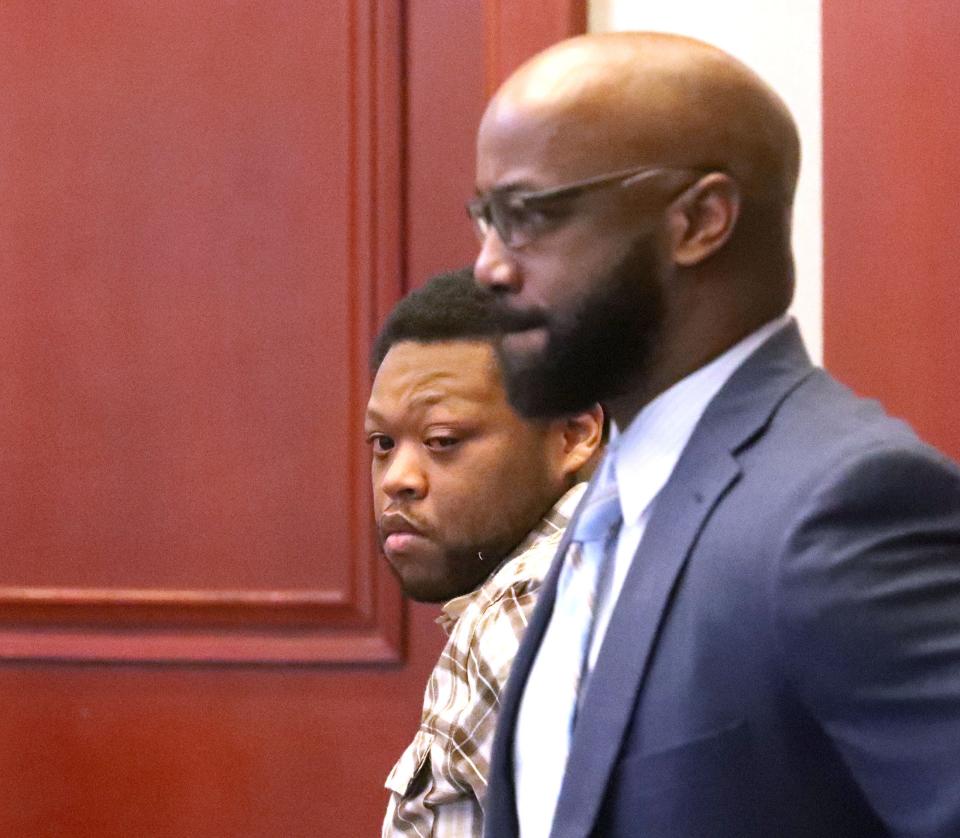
left=366, top=268, right=603, bottom=837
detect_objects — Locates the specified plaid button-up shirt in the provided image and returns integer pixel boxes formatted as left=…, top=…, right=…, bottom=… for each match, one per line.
left=382, top=483, right=586, bottom=838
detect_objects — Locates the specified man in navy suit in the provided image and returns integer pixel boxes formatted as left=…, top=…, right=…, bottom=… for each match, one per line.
left=468, top=31, right=960, bottom=837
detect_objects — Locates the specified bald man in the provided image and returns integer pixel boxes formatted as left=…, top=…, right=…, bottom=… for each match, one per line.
left=468, top=32, right=960, bottom=838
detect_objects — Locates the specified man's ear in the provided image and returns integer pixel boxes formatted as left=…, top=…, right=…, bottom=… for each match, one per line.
left=666, top=172, right=740, bottom=267
left=555, top=403, right=605, bottom=481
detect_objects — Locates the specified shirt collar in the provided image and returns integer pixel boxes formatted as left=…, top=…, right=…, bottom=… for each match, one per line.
left=613, top=314, right=792, bottom=526
left=436, top=482, right=587, bottom=633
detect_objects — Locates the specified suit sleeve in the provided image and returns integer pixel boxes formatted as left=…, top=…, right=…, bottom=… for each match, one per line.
left=776, top=442, right=960, bottom=838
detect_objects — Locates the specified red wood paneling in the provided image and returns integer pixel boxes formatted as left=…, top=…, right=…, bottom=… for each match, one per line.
left=822, top=0, right=960, bottom=460
left=0, top=0, right=585, bottom=834
left=482, top=0, right=587, bottom=95
left=404, top=0, right=587, bottom=288
left=0, top=0, right=401, bottom=663
left=403, top=0, right=487, bottom=286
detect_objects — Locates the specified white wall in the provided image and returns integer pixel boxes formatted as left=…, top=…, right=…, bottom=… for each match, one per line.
left=589, top=0, right=823, bottom=361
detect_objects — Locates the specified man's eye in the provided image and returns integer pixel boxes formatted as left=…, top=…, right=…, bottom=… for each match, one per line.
left=506, top=200, right=563, bottom=232
left=424, top=435, right=460, bottom=452
left=502, top=202, right=542, bottom=228
left=367, top=434, right=394, bottom=455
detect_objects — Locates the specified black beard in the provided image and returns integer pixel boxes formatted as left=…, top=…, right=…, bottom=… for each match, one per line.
left=490, top=235, right=666, bottom=419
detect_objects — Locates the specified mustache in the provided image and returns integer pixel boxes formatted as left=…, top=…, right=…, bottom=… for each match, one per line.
left=486, top=300, right=550, bottom=333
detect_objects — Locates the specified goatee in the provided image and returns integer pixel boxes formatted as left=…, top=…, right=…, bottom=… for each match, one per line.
left=490, top=234, right=666, bottom=419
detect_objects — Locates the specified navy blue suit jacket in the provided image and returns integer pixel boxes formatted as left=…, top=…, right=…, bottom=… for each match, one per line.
left=484, top=323, right=960, bottom=838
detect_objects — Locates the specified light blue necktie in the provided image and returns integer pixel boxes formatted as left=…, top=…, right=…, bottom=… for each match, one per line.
left=564, top=459, right=622, bottom=721
left=514, top=455, right=622, bottom=838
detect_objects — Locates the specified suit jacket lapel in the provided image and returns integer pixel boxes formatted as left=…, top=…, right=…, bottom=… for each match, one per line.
left=549, top=322, right=816, bottom=838
left=549, top=447, right=740, bottom=837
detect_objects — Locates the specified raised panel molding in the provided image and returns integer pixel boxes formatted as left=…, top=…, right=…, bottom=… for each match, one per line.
left=1, top=0, right=588, bottom=666
left=0, top=1, right=405, bottom=665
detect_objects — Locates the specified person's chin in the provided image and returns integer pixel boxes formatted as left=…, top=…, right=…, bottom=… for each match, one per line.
left=383, top=543, right=445, bottom=602
left=397, top=572, right=450, bottom=604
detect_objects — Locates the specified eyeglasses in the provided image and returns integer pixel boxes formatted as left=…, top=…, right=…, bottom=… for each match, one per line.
left=467, top=164, right=701, bottom=249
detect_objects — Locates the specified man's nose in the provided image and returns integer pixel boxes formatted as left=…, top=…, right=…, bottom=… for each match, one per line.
left=473, top=227, right=521, bottom=294
left=380, top=445, right=427, bottom=500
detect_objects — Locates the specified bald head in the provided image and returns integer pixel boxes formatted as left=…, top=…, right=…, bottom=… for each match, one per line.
left=473, top=33, right=803, bottom=423
left=483, top=32, right=800, bottom=206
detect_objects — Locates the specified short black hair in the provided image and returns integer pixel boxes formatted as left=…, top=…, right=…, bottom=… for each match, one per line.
left=370, top=267, right=501, bottom=373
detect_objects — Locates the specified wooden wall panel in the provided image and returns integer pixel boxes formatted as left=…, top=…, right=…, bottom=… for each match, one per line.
left=822, top=0, right=960, bottom=461
left=482, top=0, right=587, bottom=95
left=0, top=2, right=587, bottom=835
left=403, top=0, right=587, bottom=291
left=0, top=0, right=403, bottom=663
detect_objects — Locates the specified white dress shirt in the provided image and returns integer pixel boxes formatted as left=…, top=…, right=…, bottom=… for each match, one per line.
left=514, top=315, right=791, bottom=838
